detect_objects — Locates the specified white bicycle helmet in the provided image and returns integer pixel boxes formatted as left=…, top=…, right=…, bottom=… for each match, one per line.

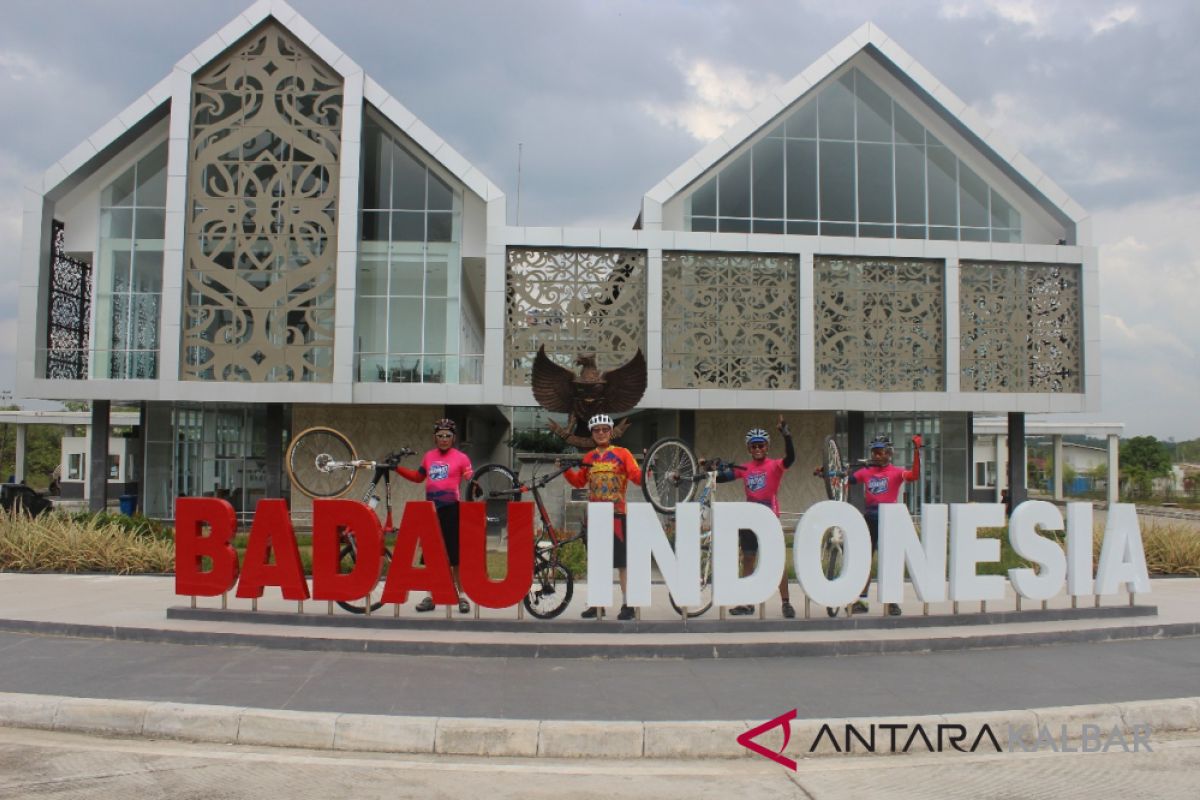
left=746, top=427, right=770, bottom=444
left=588, top=414, right=614, bottom=430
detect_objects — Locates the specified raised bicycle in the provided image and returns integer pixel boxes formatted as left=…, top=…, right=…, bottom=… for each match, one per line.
left=817, top=434, right=867, bottom=617
left=286, top=426, right=414, bottom=614
left=641, top=437, right=745, bottom=618
left=465, top=458, right=583, bottom=620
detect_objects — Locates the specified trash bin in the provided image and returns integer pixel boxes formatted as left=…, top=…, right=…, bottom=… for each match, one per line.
left=118, top=494, right=138, bottom=516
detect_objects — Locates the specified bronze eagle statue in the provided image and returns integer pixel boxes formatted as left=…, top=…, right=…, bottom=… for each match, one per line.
left=531, top=345, right=647, bottom=448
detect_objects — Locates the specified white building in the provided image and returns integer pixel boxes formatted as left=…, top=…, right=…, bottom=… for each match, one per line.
left=17, top=1, right=1100, bottom=519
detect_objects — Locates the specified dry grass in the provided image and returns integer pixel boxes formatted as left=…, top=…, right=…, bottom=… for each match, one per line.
left=1124, top=521, right=1200, bottom=576
left=0, top=511, right=175, bottom=574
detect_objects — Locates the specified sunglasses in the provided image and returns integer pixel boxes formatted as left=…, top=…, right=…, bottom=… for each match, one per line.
left=748, top=442, right=768, bottom=448
left=435, top=432, right=454, bottom=439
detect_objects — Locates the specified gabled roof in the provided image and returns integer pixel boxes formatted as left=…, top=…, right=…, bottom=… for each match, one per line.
left=30, top=0, right=503, bottom=204
left=642, top=22, right=1088, bottom=241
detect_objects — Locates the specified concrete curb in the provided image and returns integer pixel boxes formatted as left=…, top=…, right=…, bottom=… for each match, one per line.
left=1, top=616, right=1196, bottom=660
left=1, top=691, right=1196, bottom=759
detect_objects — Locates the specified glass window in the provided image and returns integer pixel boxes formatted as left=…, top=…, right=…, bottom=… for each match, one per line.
left=718, top=150, right=751, bottom=218
left=958, top=162, right=989, bottom=229
left=857, top=142, right=893, bottom=224
left=927, top=144, right=957, bottom=227
left=691, top=178, right=717, bottom=217
left=895, top=143, right=926, bottom=225
left=819, top=141, right=855, bottom=222
left=752, top=138, right=784, bottom=220
left=428, top=173, right=453, bottom=211
left=990, top=189, right=1020, bottom=229
left=96, top=142, right=167, bottom=379
left=854, top=70, right=892, bottom=144
left=818, top=73, right=856, bottom=140
left=684, top=67, right=1022, bottom=242
left=785, top=139, right=817, bottom=221
left=356, top=111, right=469, bottom=384
left=135, top=145, right=168, bottom=207
left=390, top=142, right=426, bottom=210
left=785, top=101, right=817, bottom=138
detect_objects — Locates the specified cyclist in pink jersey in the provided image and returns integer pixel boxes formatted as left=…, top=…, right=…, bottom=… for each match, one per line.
left=815, top=433, right=922, bottom=616
left=396, top=418, right=475, bottom=614
left=715, top=415, right=797, bottom=618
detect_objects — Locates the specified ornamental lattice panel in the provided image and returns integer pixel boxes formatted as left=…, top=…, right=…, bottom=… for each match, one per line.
left=505, top=248, right=646, bottom=385
left=814, top=256, right=945, bottom=391
left=959, top=261, right=1082, bottom=392
left=45, top=220, right=91, bottom=380
left=181, top=22, right=342, bottom=381
left=662, top=252, right=799, bottom=389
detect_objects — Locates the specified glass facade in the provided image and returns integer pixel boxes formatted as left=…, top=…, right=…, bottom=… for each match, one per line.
left=143, top=402, right=281, bottom=522
left=356, top=111, right=481, bottom=384
left=862, top=411, right=971, bottom=509
left=686, top=67, right=1022, bottom=243
left=94, top=141, right=167, bottom=379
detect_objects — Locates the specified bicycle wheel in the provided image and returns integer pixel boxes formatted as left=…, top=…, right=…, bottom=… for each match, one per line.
left=668, top=538, right=714, bottom=618
left=642, top=437, right=698, bottom=514
left=822, top=435, right=847, bottom=502
left=821, top=529, right=843, bottom=617
left=466, top=464, right=520, bottom=536
left=335, top=541, right=393, bottom=614
left=288, top=426, right=358, bottom=499
left=523, top=554, right=573, bottom=619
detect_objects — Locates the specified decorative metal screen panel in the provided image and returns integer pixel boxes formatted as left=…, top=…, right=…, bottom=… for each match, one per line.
left=662, top=252, right=798, bottom=389
left=182, top=22, right=342, bottom=381
left=46, top=220, right=91, bottom=380
left=505, top=248, right=645, bottom=385
left=959, top=261, right=1082, bottom=392
left=814, top=256, right=944, bottom=391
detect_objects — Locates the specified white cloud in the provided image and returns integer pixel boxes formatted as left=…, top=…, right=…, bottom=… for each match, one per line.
left=1090, top=5, right=1139, bottom=35
left=642, top=56, right=781, bottom=142
left=938, top=0, right=1051, bottom=34
left=0, top=49, right=56, bottom=83
left=975, top=91, right=1148, bottom=187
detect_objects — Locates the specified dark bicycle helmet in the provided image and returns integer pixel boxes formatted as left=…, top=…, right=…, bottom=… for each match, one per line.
left=869, top=435, right=893, bottom=455
left=433, top=418, right=456, bottom=434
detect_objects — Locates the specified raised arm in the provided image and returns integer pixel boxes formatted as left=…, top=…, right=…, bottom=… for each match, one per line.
left=902, top=434, right=923, bottom=482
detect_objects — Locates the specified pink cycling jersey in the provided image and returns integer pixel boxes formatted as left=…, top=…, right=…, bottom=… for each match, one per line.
left=851, top=464, right=916, bottom=512
left=734, top=457, right=788, bottom=515
left=417, top=448, right=473, bottom=507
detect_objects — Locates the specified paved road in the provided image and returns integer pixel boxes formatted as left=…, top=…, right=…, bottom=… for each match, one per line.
left=0, top=631, right=1197, bottom=721
left=0, top=727, right=1196, bottom=799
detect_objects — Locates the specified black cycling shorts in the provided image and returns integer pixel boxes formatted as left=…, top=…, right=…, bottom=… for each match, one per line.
left=738, top=528, right=759, bottom=554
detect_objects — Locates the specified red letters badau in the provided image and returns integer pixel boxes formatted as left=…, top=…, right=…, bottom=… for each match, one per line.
left=174, top=498, right=533, bottom=607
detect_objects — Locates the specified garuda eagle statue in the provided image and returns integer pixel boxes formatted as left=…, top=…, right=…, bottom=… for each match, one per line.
left=531, top=345, right=647, bottom=449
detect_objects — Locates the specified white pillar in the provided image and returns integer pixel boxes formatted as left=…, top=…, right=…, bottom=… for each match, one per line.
left=14, top=425, right=26, bottom=483
left=1053, top=434, right=1064, bottom=501
left=995, top=434, right=1007, bottom=502
left=1107, top=433, right=1119, bottom=506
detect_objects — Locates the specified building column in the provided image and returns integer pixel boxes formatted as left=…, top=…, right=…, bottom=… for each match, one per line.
left=14, top=425, right=26, bottom=483
left=1053, top=434, right=1064, bottom=501
left=265, top=403, right=284, bottom=499
left=848, top=411, right=865, bottom=510
left=1107, top=433, right=1119, bottom=507
left=1007, top=412, right=1027, bottom=507
left=89, top=401, right=111, bottom=512
left=995, top=434, right=1006, bottom=502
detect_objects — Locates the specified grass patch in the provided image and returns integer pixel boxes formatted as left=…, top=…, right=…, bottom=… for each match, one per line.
left=0, top=510, right=174, bottom=574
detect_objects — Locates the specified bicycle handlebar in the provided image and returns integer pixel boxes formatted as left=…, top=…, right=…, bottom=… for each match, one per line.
left=317, top=448, right=415, bottom=474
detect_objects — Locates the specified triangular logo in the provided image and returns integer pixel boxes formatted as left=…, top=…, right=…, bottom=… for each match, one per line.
left=737, top=709, right=798, bottom=770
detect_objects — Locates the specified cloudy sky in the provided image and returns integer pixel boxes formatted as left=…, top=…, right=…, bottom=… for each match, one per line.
left=0, top=0, right=1196, bottom=439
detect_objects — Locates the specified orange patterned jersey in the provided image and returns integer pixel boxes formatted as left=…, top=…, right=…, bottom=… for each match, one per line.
left=565, top=446, right=642, bottom=515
